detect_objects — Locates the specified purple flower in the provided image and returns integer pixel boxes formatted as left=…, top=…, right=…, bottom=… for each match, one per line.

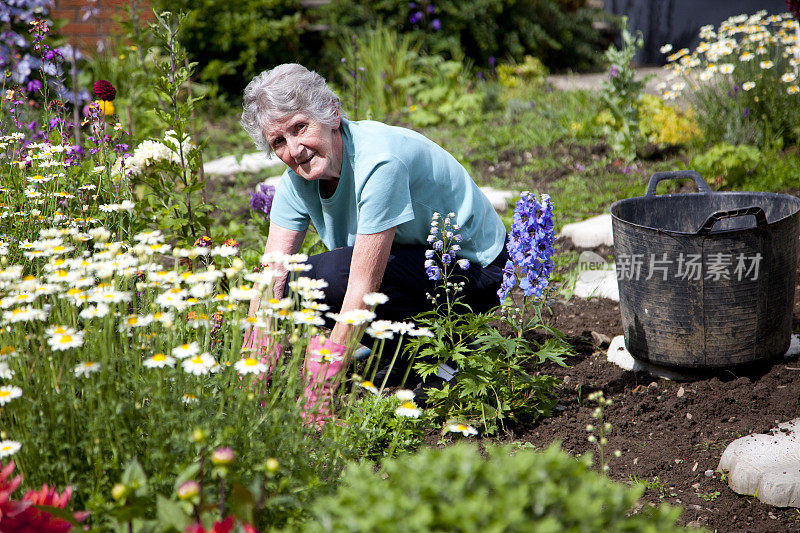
left=250, top=182, right=275, bottom=218
left=498, top=192, right=555, bottom=301
left=26, top=79, right=42, bottom=93
left=409, top=2, right=417, bottom=7
left=488, top=56, right=496, bottom=68
left=426, top=265, right=441, bottom=281
left=431, top=19, right=441, bottom=30
left=743, top=107, right=750, bottom=118
left=410, top=11, right=423, bottom=24
left=575, top=163, right=585, bottom=173
left=427, top=4, right=436, bottom=13
left=441, top=253, right=451, bottom=265
left=457, top=258, right=470, bottom=270
left=609, top=65, right=619, bottom=78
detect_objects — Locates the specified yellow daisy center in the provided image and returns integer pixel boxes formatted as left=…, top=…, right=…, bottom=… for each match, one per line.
left=60, top=335, right=73, bottom=343
left=153, top=353, right=166, bottom=361
left=402, top=401, right=416, bottom=409
left=0, top=391, right=9, bottom=397
left=190, top=356, right=203, bottom=364
left=244, top=358, right=258, bottom=366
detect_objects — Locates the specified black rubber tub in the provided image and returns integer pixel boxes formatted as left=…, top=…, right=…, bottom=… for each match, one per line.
left=610, top=170, right=800, bottom=368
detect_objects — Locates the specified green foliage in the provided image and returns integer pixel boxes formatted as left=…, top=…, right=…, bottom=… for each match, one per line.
left=396, top=54, right=484, bottom=127
left=496, top=55, right=549, bottom=89
left=691, top=142, right=765, bottom=188
left=336, top=26, right=420, bottom=121
left=304, top=443, right=686, bottom=532
left=324, top=0, right=609, bottom=73
left=335, top=392, right=434, bottom=462
left=598, top=17, right=649, bottom=161
left=149, top=0, right=310, bottom=99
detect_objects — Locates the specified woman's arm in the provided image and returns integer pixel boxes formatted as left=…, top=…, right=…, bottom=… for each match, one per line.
left=329, top=227, right=396, bottom=347
left=246, top=224, right=306, bottom=344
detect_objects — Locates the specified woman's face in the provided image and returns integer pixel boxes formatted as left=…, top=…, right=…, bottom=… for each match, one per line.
left=264, top=113, right=342, bottom=182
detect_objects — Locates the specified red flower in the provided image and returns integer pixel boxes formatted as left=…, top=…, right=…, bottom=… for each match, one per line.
left=185, top=516, right=238, bottom=533
left=92, top=79, right=116, bottom=101
left=194, top=236, right=213, bottom=248
left=0, top=461, right=88, bottom=532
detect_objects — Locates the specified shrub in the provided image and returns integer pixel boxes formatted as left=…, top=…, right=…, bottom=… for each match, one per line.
left=304, top=443, right=686, bottom=532
left=659, top=10, right=800, bottom=149
left=638, top=94, right=701, bottom=146
left=323, top=0, right=609, bottom=72
left=149, top=0, right=314, bottom=98
left=690, top=142, right=765, bottom=188
left=496, top=55, right=549, bottom=89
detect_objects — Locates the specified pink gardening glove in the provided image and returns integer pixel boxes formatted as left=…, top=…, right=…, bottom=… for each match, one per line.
left=301, top=336, right=347, bottom=429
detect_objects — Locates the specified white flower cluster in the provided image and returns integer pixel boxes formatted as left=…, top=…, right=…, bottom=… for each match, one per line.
left=122, top=130, right=195, bottom=176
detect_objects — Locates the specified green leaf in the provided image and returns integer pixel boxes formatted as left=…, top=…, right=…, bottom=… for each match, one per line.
left=156, top=495, right=192, bottom=531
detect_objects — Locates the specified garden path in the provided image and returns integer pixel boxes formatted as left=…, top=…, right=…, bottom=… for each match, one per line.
left=546, top=66, right=670, bottom=94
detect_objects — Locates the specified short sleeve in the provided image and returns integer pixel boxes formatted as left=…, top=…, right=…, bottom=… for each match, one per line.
left=356, top=157, right=415, bottom=234
left=268, top=173, right=311, bottom=232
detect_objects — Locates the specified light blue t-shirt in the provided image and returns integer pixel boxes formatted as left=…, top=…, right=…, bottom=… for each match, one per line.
left=269, top=118, right=506, bottom=267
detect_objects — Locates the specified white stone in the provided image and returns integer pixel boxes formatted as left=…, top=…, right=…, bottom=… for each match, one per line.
left=573, top=267, right=619, bottom=301
left=560, top=213, right=614, bottom=248
left=718, top=419, right=800, bottom=507
left=204, top=152, right=284, bottom=176
left=606, top=335, right=698, bottom=380
left=479, top=187, right=517, bottom=211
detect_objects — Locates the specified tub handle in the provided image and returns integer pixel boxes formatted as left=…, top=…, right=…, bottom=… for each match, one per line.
left=697, top=206, right=768, bottom=235
left=645, top=170, right=713, bottom=196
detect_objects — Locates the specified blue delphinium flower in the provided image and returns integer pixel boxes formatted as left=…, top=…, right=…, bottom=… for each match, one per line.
left=426, top=265, right=441, bottom=280
left=250, top=182, right=275, bottom=218
left=498, top=192, right=555, bottom=302
left=425, top=211, right=469, bottom=281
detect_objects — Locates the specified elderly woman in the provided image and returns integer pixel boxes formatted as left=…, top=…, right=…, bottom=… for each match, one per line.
left=241, top=63, right=507, bottom=427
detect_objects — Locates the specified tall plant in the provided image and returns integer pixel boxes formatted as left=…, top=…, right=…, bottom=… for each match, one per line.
left=598, top=17, right=648, bottom=161
left=132, top=11, right=212, bottom=245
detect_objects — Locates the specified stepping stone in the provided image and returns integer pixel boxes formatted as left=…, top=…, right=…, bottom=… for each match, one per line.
left=560, top=213, right=614, bottom=248
left=606, top=335, right=693, bottom=380
left=204, top=152, right=283, bottom=176
left=718, top=418, right=800, bottom=507
left=573, top=267, right=619, bottom=301
left=479, top=187, right=517, bottom=212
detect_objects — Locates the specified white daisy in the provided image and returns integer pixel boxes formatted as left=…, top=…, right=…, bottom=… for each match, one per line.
left=0, top=363, right=14, bottom=380
left=234, top=357, right=268, bottom=375
left=182, top=353, right=218, bottom=376
left=79, top=303, right=110, bottom=319
left=74, top=361, right=101, bottom=377
left=395, top=401, right=422, bottom=418
left=395, top=389, right=415, bottom=402
left=48, top=332, right=84, bottom=351
left=326, top=309, right=376, bottom=326
left=143, top=353, right=176, bottom=368
left=742, top=81, right=756, bottom=90
left=0, top=385, right=22, bottom=404
left=3, top=306, right=47, bottom=323
left=172, top=342, right=200, bottom=359
left=0, top=440, right=21, bottom=457
left=358, top=380, right=378, bottom=394
left=363, top=292, right=389, bottom=306
left=447, top=423, right=478, bottom=437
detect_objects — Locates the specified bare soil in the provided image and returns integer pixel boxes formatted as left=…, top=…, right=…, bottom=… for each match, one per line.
left=511, top=238, right=800, bottom=532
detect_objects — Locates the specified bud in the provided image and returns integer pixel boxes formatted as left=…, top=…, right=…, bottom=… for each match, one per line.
left=177, top=480, right=200, bottom=501
left=190, top=428, right=207, bottom=443
left=111, top=483, right=128, bottom=501
left=211, top=446, right=235, bottom=466
left=265, top=457, right=279, bottom=473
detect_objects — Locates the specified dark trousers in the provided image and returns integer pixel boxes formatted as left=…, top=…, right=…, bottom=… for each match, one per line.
left=284, top=243, right=508, bottom=356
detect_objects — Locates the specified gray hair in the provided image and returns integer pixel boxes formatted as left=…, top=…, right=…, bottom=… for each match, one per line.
left=241, top=63, right=345, bottom=152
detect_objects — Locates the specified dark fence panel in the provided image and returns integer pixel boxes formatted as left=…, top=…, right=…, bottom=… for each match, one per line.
left=604, top=0, right=789, bottom=64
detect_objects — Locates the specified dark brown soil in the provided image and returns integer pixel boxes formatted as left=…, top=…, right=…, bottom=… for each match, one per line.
left=514, top=241, right=800, bottom=532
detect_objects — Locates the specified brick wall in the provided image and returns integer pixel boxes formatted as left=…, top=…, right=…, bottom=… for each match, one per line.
left=50, top=0, right=152, bottom=53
